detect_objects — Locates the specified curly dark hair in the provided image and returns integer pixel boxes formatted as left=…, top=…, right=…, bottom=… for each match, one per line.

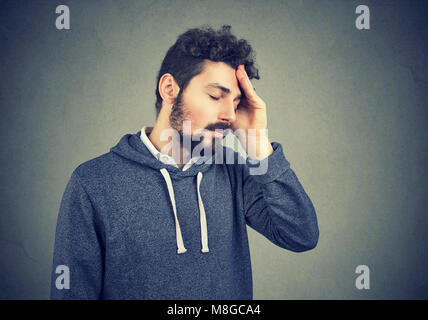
left=154, top=24, right=260, bottom=117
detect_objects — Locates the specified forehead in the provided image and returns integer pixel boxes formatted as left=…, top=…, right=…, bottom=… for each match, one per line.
left=190, top=61, right=242, bottom=97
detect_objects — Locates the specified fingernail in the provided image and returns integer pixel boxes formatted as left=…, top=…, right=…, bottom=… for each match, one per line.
left=237, top=70, right=244, bottom=79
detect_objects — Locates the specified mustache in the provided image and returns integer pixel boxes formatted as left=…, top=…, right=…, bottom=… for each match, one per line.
left=205, top=122, right=231, bottom=131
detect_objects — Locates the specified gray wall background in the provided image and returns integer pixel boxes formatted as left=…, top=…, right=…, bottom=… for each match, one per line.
left=1, top=0, right=427, bottom=299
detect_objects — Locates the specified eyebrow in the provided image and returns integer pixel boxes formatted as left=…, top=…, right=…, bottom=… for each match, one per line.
left=205, top=83, right=242, bottom=101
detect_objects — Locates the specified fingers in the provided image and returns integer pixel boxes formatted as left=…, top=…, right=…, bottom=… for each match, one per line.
left=236, top=65, right=255, bottom=97
left=236, top=65, right=267, bottom=112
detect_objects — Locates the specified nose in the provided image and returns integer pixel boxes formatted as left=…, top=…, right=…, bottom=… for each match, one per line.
left=218, top=99, right=236, bottom=124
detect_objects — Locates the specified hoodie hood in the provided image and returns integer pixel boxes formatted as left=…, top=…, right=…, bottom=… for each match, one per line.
left=110, top=130, right=216, bottom=178
left=110, top=130, right=217, bottom=254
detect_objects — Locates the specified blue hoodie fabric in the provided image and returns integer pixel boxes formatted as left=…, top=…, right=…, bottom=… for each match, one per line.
left=50, top=129, right=319, bottom=299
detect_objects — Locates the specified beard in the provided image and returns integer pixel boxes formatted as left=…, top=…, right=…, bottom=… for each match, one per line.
left=169, top=90, right=230, bottom=158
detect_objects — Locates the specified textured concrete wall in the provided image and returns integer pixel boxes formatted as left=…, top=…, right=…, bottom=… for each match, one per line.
left=1, top=0, right=427, bottom=299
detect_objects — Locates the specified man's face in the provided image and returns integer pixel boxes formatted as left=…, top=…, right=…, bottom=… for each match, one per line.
left=169, top=60, right=242, bottom=149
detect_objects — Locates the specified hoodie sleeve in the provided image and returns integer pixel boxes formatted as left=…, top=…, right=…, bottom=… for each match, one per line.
left=242, top=142, right=319, bottom=252
left=50, top=170, right=104, bottom=299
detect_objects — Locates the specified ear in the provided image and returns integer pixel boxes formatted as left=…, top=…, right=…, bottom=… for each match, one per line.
left=158, top=73, right=180, bottom=106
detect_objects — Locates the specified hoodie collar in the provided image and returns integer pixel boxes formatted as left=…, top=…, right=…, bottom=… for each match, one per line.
left=140, top=126, right=203, bottom=172
left=110, top=129, right=217, bottom=178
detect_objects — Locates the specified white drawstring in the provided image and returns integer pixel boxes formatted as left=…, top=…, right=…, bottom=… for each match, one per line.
left=160, top=168, right=187, bottom=254
left=197, top=172, right=209, bottom=253
left=160, top=168, right=209, bottom=254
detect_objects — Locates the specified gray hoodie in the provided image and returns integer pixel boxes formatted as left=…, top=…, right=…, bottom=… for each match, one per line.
left=50, top=129, right=319, bottom=299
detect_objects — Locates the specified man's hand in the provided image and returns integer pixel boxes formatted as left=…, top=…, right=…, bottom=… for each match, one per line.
left=232, top=64, right=274, bottom=160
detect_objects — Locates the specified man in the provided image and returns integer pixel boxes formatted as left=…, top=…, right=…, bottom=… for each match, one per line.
left=50, top=25, right=319, bottom=299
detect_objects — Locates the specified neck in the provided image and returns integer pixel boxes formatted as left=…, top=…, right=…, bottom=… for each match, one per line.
left=148, top=107, right=190, bottom=170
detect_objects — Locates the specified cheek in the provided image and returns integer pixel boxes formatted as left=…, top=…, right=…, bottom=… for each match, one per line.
left=190, top=98, right=218, bottom=125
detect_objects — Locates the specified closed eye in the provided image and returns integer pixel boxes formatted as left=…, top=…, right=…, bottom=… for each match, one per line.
left=209, top=95, right=220, bottom=101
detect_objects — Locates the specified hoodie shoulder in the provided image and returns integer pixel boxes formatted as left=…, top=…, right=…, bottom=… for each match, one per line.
left=73, top=151, right=117, bottom=186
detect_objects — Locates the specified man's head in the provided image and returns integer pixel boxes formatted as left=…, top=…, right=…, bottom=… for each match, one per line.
left=154, top=25, right=260, bottom=147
